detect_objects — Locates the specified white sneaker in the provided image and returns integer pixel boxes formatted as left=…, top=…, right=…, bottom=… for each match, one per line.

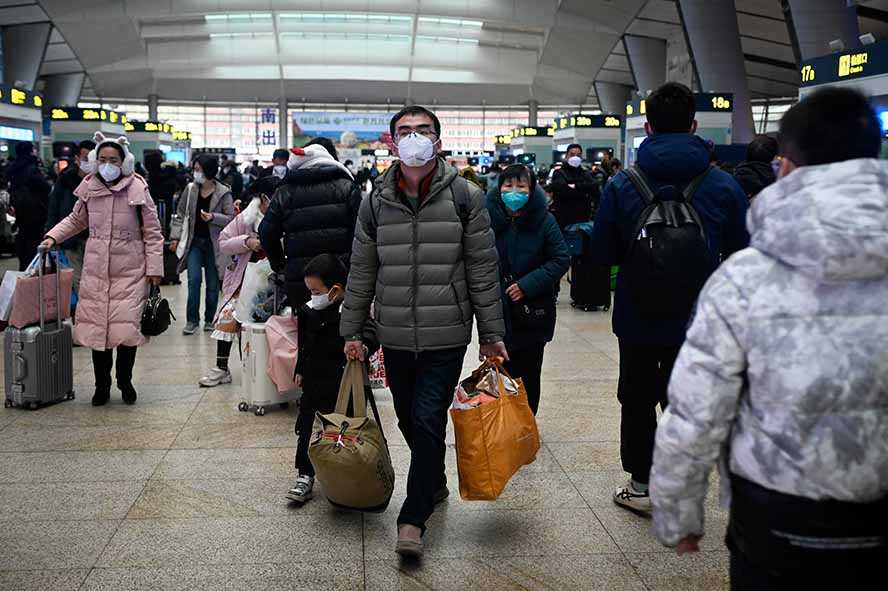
left=286, top=475, right=314, bottom=504
left=613, top=481, right=652, bottom=515
left=182, top=322, right=198, bottom=335
left=199, top=367, right=232, bottom=388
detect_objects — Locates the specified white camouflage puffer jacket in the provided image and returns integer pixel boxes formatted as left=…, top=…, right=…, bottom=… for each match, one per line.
left=651, top=158, right=888, bottom=547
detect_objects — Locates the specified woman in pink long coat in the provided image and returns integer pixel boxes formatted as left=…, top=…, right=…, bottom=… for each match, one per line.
left=42, top=133, right=164, bottom=406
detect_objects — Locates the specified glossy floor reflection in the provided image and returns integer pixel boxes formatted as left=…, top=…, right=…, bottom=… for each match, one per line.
left=0, top=263, right=729, bottom=590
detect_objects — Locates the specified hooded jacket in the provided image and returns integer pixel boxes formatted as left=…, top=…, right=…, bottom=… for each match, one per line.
left=214, top=196, right=265, bottom=322
left=170, top=180, right=236, bottom=277
left=589, top=133, right=750, bottom=345
left=340, top=158, right=505, bottom=351
left=650, top=158, right=888, bottom=547
left=487, top=185, right=569, bottom=348
left=45, top=173, right=164, bottom=350
left=732, top=159, right=776, bottom=199
left=257, top=164, right=360, bottom=305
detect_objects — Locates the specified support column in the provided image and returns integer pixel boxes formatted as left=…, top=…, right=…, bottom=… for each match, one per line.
left=623, top=34, right=667, bottom=94
left=1, top=23, right=52, bottom=91
left=43, top=72, right=85, bottom=106
left=278, top=96, right=289, bottom=148
left=528, top=99, right=539, bottom=127
left=786, top=0, right=860, bottom=60
left=678, top=0, right=755, bottom=143
left=594, top=81, right=632, bottom=114
left=148, top=94, right=159, bottom=120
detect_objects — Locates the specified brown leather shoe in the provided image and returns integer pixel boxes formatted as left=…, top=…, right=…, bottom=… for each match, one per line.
left=395, top=524, right=423, bottom=558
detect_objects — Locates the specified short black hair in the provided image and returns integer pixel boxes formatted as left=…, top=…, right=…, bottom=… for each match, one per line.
left=646, top=82, right=695, bottom=133
left=389, top=106, right=441, bottom=139
left=746, top=135, right=778, bottom=163
left=97, top=141, right=125, bottom=161
left=272, top=149, right=290, bottom=161
left=78, top=140, right=96, bottom=153
left=344, top=159, right=353, bottom=166
left=194, top=154, right=219, bottom=180
left=498, top=164, right=537, bottom=194
left=611, top=158, right=622, bottom=168
left=779, top=87, right=880, bottom=166
left=252, top=159, right=259, bottom=165
left=566, top=143, right=582, bottom=154
left=244, top=174, right=281, bottom=200
left=303, top=254, right=347, bottom=289
left=303, top=137, right=338, bottom=162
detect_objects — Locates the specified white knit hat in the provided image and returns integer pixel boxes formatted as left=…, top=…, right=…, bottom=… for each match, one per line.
left=87, top=131, right=135, bottom=176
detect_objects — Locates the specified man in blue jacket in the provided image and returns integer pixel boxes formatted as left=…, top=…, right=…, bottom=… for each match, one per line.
left=589, top=82, right=749, bottom=514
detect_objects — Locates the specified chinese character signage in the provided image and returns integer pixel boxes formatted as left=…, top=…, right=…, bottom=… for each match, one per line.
left=0, top=84, right=43, bottom=109
left=800, top=41, right=888, bottom=87
left=292, top=111, right=397, bottom=141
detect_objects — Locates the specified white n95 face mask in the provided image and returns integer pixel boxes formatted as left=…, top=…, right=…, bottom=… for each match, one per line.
left=99, top=163, right=121, bottom=182
left=397, top=133, right=437, bottom=168
left=272, top=165, right=287, bottom=179
left=308, top=291, right=334, bottom=311
left=193, top=171, right=205, bottom=185
left=79, top=159, right=95, bottom=175
left=567, top=156, right=583, bottom=168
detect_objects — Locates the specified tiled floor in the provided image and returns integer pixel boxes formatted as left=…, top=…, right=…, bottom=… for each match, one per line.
left=0, top=263, right=730, bottom=590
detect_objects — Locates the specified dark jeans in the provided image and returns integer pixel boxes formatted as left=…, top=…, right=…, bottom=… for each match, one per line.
left=383, top=346, right=467, bottom=532
left=616, top=339, right=680, bottom=484
left=727, top=474, right=886, bottom=590
left=92, top=346, right=137, bottom=391
left=503, top=343, right=545, bottom=415
left=186, top=236, right=220, bottom=325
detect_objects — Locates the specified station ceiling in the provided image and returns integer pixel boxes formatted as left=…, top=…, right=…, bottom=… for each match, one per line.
left=5, top=0, right=888, bottom=106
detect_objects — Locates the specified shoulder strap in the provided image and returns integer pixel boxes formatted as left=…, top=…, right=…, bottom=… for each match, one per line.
left=624, top=165, right=657, bottom=205
left=682, top=167, right=711, bottom=204
left=451, top=177, right=471, bottom=226
left=136, top=205, right=143, bottom=228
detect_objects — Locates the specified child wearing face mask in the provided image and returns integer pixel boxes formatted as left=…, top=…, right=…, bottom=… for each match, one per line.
left=287, top=253, right=376, bottom=504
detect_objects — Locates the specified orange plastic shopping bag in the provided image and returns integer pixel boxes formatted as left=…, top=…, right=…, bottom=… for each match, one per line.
left=450, top=357, right=541, bottom=501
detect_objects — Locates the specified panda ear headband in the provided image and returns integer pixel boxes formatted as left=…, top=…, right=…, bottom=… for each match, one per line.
left=87, top=131, right=135, bottom=177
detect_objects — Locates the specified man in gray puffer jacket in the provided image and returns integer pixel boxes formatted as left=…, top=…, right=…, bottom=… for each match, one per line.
left=341, top=106, right=506, bottom=557
left=651, top=88, right=887, bottom=589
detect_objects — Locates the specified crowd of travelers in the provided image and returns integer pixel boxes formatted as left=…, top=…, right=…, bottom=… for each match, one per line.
left=2, top=81, right=884, bottom=589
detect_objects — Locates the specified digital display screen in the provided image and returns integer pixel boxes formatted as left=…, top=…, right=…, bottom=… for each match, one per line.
left=626, top=94, right=734, bottom=115
left=0, top=84, right=43, bottom=109
left=0, top=125, right=35, bottom=142
left=126, top=120, right=175, bottom=134
left=800, top=42, right=888, bottom=87
left=48, top=107, right=127, bottom=124
left=555, top=114, right=622, bottom=130
left=510, top=126, right=555, bottom=138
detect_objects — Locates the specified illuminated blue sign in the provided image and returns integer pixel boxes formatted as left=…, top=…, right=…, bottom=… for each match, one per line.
left=0, top=125, right=34, bottom=141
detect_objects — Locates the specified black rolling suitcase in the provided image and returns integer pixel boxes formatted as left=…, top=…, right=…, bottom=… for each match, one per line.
left=569, top=256, right=611, bottom=311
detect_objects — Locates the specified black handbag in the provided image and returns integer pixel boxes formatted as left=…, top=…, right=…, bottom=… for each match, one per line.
left=141, top=285, right=176, bottom=336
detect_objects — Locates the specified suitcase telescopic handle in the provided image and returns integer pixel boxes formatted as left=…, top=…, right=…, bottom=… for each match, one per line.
left=36, top=245, right=63, bottom=332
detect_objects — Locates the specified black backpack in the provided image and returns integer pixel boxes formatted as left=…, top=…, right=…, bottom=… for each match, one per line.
left=622, top=165, right=716, bottom=319
left=141, top=285, right=176, bottom=336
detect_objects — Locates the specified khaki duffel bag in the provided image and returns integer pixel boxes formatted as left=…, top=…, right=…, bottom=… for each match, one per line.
left=308, top=359, right=395, bottom=512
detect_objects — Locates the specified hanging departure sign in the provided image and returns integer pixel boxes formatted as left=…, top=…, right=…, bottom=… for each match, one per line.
left=0, top=84, right=43, bottom=109
left=47, top=107, right=128, bottom=125
left=556, top=114, right=623, bottom=129
left=511, top=126, right=554, bottom=138
left=173, top=130, right=192, bottom=141
left=494, top=134, right=512, bottom=145
left=696, top=93, right=733, bottom=112
left=127, top=120, right=174, bottom=134
left=800, top=42, right=888, bottom=86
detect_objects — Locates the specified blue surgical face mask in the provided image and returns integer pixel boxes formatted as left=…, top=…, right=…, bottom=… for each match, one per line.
left=501, top=190, right=529, bottom=211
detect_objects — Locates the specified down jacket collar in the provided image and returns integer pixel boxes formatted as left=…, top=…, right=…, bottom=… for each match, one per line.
left=749, top=158, right=888, bottom=283
left=74, top=173, right=149, bottom=205
left=376, top=157, right=456, bottom=210
left=281, top=164, right=352, bottom=187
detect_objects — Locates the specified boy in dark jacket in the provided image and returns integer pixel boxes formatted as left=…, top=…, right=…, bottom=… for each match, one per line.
left=287, top=254, right=375, bottom=505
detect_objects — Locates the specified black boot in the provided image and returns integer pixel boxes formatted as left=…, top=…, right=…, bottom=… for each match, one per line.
left=92, top=349, right=113, bottom=406
left=116, top=346, right=138, bottom=405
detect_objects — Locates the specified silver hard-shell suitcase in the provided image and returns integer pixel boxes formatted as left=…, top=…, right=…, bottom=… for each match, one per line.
left=3, top=248, right=75, bottom=410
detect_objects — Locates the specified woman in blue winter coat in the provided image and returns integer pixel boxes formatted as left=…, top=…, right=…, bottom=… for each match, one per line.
left=486, top=165, right=570, bottom=414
